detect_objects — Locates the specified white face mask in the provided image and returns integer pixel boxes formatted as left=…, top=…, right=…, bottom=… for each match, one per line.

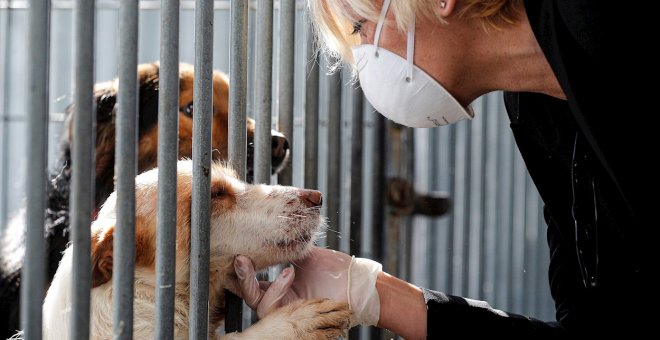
left=352, top=0, right=473, bottom=128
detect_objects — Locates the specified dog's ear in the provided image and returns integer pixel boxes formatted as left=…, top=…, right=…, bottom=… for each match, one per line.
left=91, top=226, right=115, bottom=288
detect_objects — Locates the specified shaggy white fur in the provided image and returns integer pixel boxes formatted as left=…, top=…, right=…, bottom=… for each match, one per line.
left=33, top=161, right=350, bottom=340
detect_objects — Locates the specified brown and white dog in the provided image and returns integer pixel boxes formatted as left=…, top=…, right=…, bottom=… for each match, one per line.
left=0, top=63, right=290, bottom=338
left=40, top=160, right=350, bottom=339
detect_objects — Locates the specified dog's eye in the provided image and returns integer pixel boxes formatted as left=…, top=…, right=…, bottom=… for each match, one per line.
left=211, top=189, right=227, bottom=199
left=183, top=102, right=193, bottom=117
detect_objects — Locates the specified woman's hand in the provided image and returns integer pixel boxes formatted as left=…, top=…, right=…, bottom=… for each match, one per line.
left=228, top=246, right=382, bottom=326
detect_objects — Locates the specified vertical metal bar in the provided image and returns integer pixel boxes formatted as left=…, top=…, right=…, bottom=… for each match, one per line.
left=482, top=93, right=500, bottom=303
left=325, top=71, right=341, bottom=250
left=226, top=0, right=248, bottom=333
left=467, top=99, right=483, bottom=299
left=70, top=0, right=95, bottom=339
left=451, top=121, right=468, bottom=296
left=228, top=0, right=248, bottom=178
left=433, top=124, right=454, bottom=292
left=253, top=3, right=275, bottom=328
left=427, top=128, right=439, bottom=289
left=21, top=0, right=50, bottom=338
left=254, top=0, right=273, bottom=184
left=394, top=125, right=415, bottom=280
left=277, top=0, right=295, bottom=186
left=155, top=0, right=180, bottom=338
left=494, top=114, right=514, bottom=310
left=444, top=124, right=457, bottom=294
left=510, top=150, right=526, bottom=313
left=369, top=113, right=386, bottom=340
left=190, top=0, right=214, bottom=338
left=349, top=87, right=363, bottom=256
left=411, top=128, right=430, bottom=287
left=303, top=25, right=319, bottom=190
left=348, top=86, right=363, bottom=340
left=369, top=113, right=385, bottom=263
left=114, top=0, right=139, bottom=338
left=0, top=5, right=8, bottom=227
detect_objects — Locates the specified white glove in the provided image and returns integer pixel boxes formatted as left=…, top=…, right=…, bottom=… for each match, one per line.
left=228, top=246, right=382, bottom=327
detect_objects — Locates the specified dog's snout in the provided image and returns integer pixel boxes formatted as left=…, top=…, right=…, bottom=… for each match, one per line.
left=271, top=135, right=289, bottom=155
left=298, top=189, right=322, bottom=208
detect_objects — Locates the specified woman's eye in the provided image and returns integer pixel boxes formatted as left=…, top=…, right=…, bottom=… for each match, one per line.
left=351, top=20, right=365, bottom=35
left=183, top=101, right=193, bottom=117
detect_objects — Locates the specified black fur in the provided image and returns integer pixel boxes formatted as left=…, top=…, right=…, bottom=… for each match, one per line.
left=0, top=63, right=163, bottom=338
left=0, top=63, right=280, bottom=338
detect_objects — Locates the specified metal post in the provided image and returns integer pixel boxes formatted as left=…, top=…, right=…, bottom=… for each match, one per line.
left=190, top=0, right=214, bottom=338
left=449, top=121, right=468, bottom=296
left=226, top=0, right=248, bottom=333
left=228, top=0, right=248, bottom=179
left=304, top=25, right=319, bottom=190
left=254, top=0, right=273, bottom=185
left=0, top=3, right=9, bottom=227
left=69, top=0, right=95, bottom=339
left=483, top=94, right=499, bottom=303
left=348, top=85, right=364, bottom=340
left=349, top=87, right=363, bottom=256
left=114, top=0, right=139, bottom=338
left=325, top=71, right=341, bottom=250
left=277, top=0, right=295, bottom=186
left=494, top=113, right=514, bottom=310
left=155, top=0, right=180, bottom=338
left=468, top=101, right=484, bottom=298
left=21, top=0, right=50, bottom=338
left=369, top=112, right=386, bottom=340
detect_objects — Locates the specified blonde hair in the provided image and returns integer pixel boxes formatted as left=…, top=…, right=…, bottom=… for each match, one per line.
left=307, top=0, right=521, bottom=69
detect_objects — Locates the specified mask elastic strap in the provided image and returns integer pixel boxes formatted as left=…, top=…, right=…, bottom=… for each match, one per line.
left=373, top=0, right=392, bottom=50
left=406, top=16, right=415, bottom=82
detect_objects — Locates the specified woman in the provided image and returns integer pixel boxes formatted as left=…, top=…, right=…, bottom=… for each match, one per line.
left=230, top=0, right=654, bottom=337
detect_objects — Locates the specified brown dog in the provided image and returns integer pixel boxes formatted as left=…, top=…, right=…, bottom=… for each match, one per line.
left=0, top=63, right=290, bottom=338
left=40, top=161, right=350, bottom=339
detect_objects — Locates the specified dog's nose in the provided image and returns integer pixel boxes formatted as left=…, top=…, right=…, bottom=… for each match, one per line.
left=271, top=134, right=290, bottom=158
left=298, top=189, right=322, bottom=208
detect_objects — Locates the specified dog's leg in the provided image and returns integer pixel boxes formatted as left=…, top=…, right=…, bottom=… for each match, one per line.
left=220, top=299, right=351, bottom=340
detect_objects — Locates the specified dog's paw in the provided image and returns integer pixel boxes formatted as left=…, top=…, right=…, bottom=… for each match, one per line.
left=234, top=299, right=351, bottom=340
left=279, top=299, right=351, bottom=339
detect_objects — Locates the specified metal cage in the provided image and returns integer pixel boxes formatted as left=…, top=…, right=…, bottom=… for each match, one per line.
left=0, top=1, right=554, bottom=339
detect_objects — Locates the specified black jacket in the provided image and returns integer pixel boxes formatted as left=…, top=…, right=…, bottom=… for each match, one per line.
left=424, top=0, right=656, bottom=337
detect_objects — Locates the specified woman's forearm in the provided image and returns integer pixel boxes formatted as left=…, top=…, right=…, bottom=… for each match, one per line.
left=375, top=271, right=427, bottom=339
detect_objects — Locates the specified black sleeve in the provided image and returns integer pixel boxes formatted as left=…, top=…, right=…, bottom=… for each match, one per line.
left=423, top=288, right=565, bottom=338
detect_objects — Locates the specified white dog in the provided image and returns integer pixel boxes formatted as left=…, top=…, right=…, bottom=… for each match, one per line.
left=39, top=160, right=350, bottom=339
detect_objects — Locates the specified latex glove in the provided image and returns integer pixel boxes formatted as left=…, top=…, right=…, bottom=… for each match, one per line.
left=229, top=246, right=382, bottom=327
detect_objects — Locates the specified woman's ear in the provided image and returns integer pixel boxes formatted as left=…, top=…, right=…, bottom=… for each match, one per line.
left=438, top=0, right=457, bottom=18
left=91, top=226, right=115, bottom=288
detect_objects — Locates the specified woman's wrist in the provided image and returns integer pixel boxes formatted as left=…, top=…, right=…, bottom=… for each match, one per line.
left=375, top=271, right=427, bottom=340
